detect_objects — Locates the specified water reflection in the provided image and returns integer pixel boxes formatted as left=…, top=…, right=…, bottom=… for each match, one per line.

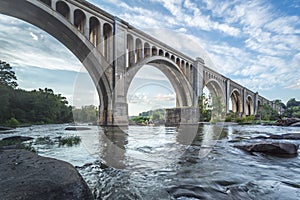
left=97, top=127, right=127, bottom=169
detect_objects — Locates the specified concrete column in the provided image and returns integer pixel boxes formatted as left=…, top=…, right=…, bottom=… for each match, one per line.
left=254, top=92, right=258, bottom=115
left=99, top=20, right=104, bottom=55
left=226, top=79, right=230, bottom=113
left=69, top=6, right=74, bottom=24
left=243, top=88, right=246, bottom=116
left=194, top=57, right=204, bottom=106
left=141, top=41, right=145, bottom=60
left=51, top=0, right=57, bottom=10
left=85, top=15, right=90, bottom=39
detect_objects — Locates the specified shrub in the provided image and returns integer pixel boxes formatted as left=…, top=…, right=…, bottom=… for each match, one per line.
left=59, top=136, right=81, bottom=146
left=6, top=117, right=19, bottom=128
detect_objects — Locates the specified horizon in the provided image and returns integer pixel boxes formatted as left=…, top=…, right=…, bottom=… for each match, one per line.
left=0, top=0, right=299, bottom=115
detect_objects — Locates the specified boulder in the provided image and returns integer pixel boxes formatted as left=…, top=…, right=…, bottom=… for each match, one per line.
left=235, top=142, right=299, bottom=155
left=0, top=149, right=93, bottom=200
left=276, top=118, right=300, bottom=126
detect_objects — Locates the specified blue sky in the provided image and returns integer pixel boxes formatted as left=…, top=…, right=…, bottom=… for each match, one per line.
left=0, top=0, right=300, bottom=115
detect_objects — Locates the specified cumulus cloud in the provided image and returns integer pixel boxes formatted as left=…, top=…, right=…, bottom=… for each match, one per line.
left=0, top=15, right=82, bottom=72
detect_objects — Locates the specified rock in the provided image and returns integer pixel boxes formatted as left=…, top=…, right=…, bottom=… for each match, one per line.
left=2, top=136, right=34, bottom=142
left=0, top=149, right=93, bottom=200
left=268, top=133, right=300, bottom=140
left=235, top=142, right=299, bottom=155
left=290, top=122, right=300, bottom=127
left=65, top=126, right=91, bottom=131
left=276, top=118, right=300, bottom=126
left=0, top=126, right=14, bottom=131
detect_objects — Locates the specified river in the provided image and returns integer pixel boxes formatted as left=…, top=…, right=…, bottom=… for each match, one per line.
left=1, top=124, right=300, bottom=199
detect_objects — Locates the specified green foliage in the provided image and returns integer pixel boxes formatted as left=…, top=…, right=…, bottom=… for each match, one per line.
left=258, top=103, right=279, bottom=121
left=198, top=94, right=212, bottom=122
left=130, top=116, right=150, bottom=124
left=0, top=85, right=73, bottom=125
left=283, top=98, right=300, bottom=118
left=59, top=136, right=81, bottom=146
left=5, top=117, right=19, bottom=128
left=211, top=95, right=226, bottom=121
left=0, top=61, right=73, bottom=125
left=132, top=109, right=165, bottom=124
left=0, top=139, right=36, bottom=153
left=225, top=112, right=238, bottom=122
left=35, top=136, right=55, bottom=145
left=72, top=105, right=98, bottom=124
left=0, top=60, right=18, bottom=88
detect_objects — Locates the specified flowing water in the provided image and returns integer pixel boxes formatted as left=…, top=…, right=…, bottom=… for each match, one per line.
left=1, top=124, right=300, bottom=199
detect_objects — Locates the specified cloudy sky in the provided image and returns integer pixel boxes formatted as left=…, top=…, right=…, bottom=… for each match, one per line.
left=0, top=0, right=299, bottom=115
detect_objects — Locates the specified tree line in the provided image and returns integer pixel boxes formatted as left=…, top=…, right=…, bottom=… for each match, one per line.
left=0, top=60, right=73, bottom=126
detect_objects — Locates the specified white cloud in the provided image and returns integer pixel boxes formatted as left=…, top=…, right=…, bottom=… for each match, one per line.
left=30, top=32, right=38, bottom=41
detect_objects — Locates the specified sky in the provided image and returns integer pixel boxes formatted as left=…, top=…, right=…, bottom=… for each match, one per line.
left=0, top=0, right=300, bottom=115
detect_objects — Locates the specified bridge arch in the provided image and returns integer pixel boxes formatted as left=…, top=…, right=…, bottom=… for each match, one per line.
left=126, top=56, right=194, bottom=107
left=230, top=89, right=243, bottom=114
left=0, top=0, right=113, bottom=124
left=203, top=79, right=226, bottom=115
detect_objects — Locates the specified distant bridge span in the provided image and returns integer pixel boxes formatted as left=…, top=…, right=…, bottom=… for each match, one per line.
left=0, top=0, right=280, bottom=125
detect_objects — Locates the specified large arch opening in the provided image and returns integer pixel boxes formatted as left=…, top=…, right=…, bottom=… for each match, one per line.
left=230, top=90, right=243, bottom=114
left=0, top=0, right=113, bottom=125
left=127, top=65, right=176, bottom=118
left=126, top=57, right=194, bottom=116
left=56, top=1, right=70, bottom=21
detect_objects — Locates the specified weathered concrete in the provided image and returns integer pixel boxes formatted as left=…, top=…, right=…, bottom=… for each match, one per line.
left=0, top=149, right=93, bottom=200
left=0, top=0, right=282, bottom=126
left=165, top=107, right=199, bottom=126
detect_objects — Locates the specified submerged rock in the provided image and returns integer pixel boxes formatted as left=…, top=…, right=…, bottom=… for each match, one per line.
left=235, top=142, right=299, bottom=156
left=290, top=122, right=300, bottom=127
left=0, top=149, right=93, bottom=200
left=252, top=133, right=300, bottom=140
left=2, top=136, right=34, bottom=142
left=0, top=126, right=14, bottom=131
left=65, top=126, right=91, bottom=131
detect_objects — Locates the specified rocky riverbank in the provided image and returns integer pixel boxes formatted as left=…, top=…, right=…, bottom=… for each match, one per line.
left=0, top=149, right=93, bottom=200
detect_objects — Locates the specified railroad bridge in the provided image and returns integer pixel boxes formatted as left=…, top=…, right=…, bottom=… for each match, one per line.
left=0, top=0, right=280, bottom=125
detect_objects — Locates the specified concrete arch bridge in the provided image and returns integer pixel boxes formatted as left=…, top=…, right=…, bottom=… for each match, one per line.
left=0, top=0, right=281, bottom=125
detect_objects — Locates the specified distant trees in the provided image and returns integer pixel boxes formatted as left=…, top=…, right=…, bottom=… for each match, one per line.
left=72, top=105, right=98, bottom=124
left=284, top=98, right=300, bottom=118
left=0, top=60, right=73, bottom=126
left=0, top=85, right=73, bottom=125
left=257, top=103, right=279, bottom=121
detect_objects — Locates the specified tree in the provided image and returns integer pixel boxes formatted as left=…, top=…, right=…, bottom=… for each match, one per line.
left=198, top=93, right=212, bottom=122
left=0, top=60, right=18, bottom=88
